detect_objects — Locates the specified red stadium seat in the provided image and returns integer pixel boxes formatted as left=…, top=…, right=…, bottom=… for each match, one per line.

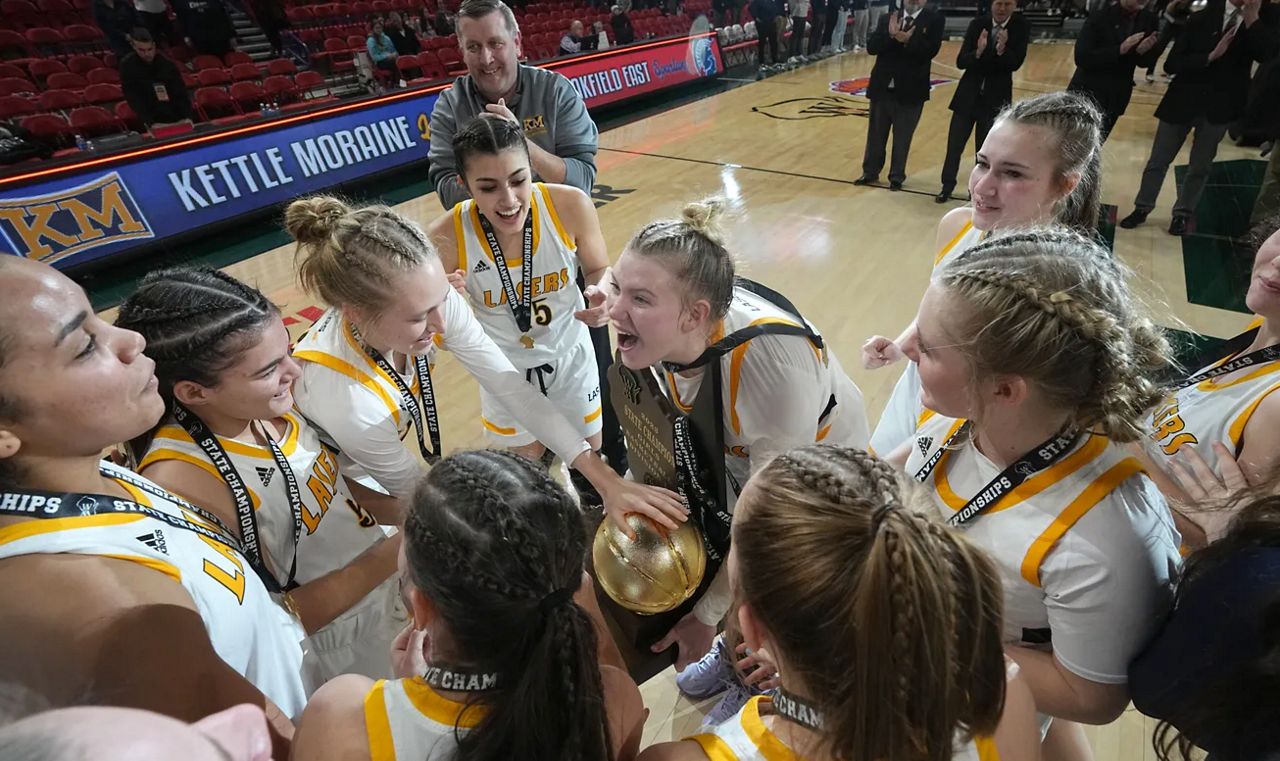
left=61, top=24, right=104, bottom=50
left=0, top=63, right=25, bottom=80
left=395, top=54, right=420, bottom=79
left=320, top=37, right=355, bottom=72
left=224, top=50, right=254, bottom=66
left=19, top=112, right=70, bottom=146
left=66, top=55, right=104, bottom=75
left=0, top=76, right=34, bottom=95
left=0, top=29, right=30, bottom=60
left=68, top=105, right=119, bottom=137
left=228, top=80, right=265, bottom=111
left=192, top=54, right=225, bottom=71
left=266, top=58, right=298, bottom=76
left=230, top=62, right=261, bottom=81
left=293, top=69, right=328, bottom=96
left=193, top=86, right=240, bottom=120
left=262, top=73, right=298, bottom=103
left=45, top=71, right=88, bottom=90
left=0, top=94, right=36, bottom=118
left=27, top=58, right=67, bottom=83
left=37, top=88, right=82, bottom=111
left=82, top=82, right=121, bottom=105
left=37, top=0, right=78, bottom=24
left=196, top=68, right=232, bottom=87
left=86, top=67, right=120, bottom=85
left=114, top=99, right=141, bottom=130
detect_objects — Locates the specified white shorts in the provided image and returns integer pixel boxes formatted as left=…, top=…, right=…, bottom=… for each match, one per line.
left=869, top=361, right=924, bottom=457
left=481, top=335, right=603, bottom=448
left=301, top=575, right=408, bottom=687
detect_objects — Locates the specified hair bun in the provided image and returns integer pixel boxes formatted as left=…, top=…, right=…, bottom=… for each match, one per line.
left=285, top=196, right=351, bottom=246
left=680, top=196, right=731, bottom=246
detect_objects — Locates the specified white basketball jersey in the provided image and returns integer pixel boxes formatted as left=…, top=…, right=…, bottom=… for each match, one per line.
left=934, top=218, right=986, bottom=271
left=689, top=696, right=999, bottom=761
left=1145, top=324, right=1280, bottom=474
left=138, top=411, right=384, bottom=587
left=363, top=677, right=481, bottom=761
left=0, top=461, right=308, bottom=717
left=661, top=285, right=869, bottom=498
left=294, top=306, right=437, bottom=447
left=453, top=183, right=588, bottom=367
left=906, top=413, right=1180, bottom=678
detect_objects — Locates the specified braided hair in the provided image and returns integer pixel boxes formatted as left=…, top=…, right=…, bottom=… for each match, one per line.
left=285, top=195, right=439, bottom=319
left=453, top=114, right=530, bottom=178
left=403, top=449, right=613, bottom=761
left=937, top=227, right=1175, bottom=442
left=994, top=91, right=1105, bottom=232
left=735, top=444, right=1007, bottom=761
left=624, top=196, right=737, bottom=320
left=113, top=266, right=279, bottom=462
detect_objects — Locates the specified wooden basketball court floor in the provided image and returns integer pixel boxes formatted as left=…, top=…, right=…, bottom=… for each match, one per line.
left=96, top=40, right=1261, bottom=759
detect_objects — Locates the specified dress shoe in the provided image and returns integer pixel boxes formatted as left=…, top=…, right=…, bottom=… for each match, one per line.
left=935, top=187, right=953, bottom=203
left=1169, top=215, right=1189, bottom=236
left=889, top=180, right=903, bottom=191
left=853, top=174, right=877, bottom=186
left=1118, top=209, right=1149, bottom=229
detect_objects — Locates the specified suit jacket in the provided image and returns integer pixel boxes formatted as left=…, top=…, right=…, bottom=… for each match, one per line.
left=1067, top=1, right=1163, bottom=101
left=1156, top=0, right=1280, bottom=125
left=950, top=12, right=1030, bottom=114
left=866, top=5, right=946, bottom=102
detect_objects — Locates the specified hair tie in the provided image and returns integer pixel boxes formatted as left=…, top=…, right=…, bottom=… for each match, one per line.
left=870, top=502, right=896, bottom=533
left=538, top=585, right=576, bottom=614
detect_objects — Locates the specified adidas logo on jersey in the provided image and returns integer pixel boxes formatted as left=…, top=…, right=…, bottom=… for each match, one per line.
left=256, top=467, right=275, bottom=487
left=136, top=529, right=169, bottom=555
left=917, top=436, right=933, bottom=458
left=473, top=259, right=491, bottom=273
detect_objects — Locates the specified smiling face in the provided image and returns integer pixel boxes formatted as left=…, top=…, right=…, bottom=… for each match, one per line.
left=178, top=318, right=301, bottom=422
left=1246, top=226, right=1280, bottom=318
left=607, top=249, right=708, bottom=369
left=460, top=145, right=533, bottom=234
left=968, top=120, right=1071, bottom=231
left=0, top=259, right=164, bottom=463
left=458, top=10, right=523, bottom=102
left=358, top=261, right=451, bottom=355
left=901, top=283, right=982, bottom=419
left=991, top=0, right=1016, bottom=22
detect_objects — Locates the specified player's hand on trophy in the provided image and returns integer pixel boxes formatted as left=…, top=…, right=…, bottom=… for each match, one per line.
left=652, top=611, right=717, bottom=671
left=602, top=478, right=688, bottom=538
left=574, top=283, right=612, bottom=328
left=861, top=334, right=905, bottom=369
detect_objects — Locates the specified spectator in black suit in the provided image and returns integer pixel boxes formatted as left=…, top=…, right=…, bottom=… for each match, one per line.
left=385, top=11, right=421, bottom=55
left=936, top=0, right=1029, bottom=201
left=174, top=0, right=236, bottom=56
left=854, top=0, right=945, bottom=190
left=119, top=28, right=192, bottom=129
left=611, top=5, right=636, bottom=43
left=1068, top=0, right=1164, bottom=140
left=1119, top=0, right=1279, bottom=235
left=750, top=0, right=782, bottom=69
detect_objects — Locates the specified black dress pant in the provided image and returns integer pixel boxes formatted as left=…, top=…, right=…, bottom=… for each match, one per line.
left=861, top=94, right=925, bottom=184
left=940, top=106, right=996, bottom=191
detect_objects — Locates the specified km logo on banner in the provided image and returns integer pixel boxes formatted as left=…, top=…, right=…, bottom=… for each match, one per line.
left=0, top=172, right=154, bottom=263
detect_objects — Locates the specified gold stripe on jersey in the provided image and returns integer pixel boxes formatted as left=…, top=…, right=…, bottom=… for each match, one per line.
left=932, top=424, right=1110, bottom=516
left=665, top=370, right=695, bottom=414
left=690, top=733, right=740, bottom=761
left=0, top=512, right=144, bottom=546
left=400, top=677, right=486, bottom=729
left=1227, top=381, right=1280, bottom=446
left=725, top=317, right=821, bottom=436
left=935, top=220, right=974, bottom=266
left=467, top=194, right=544, bottom=267
left=584, top=406, right=602, bottom=424
left=139, top=448, right=264, bottom=513
left=541, top=185, right=576, bottom=250
left=453, top=203, right=469, bottom=273
left=101, top=551, right=183, bottom=584
left=291, top=348, right=403, bottom=429
left=149, top=415, right=302, bottom=460
left=1020, top=457, right=1145, bottom=587
left=975, top=735, right=1001, bottom=761
left=482, top=417, right=518, bottom=435
left=365, top=680, right=397, bottom=761
left=741, top=697, right=803, bottom=761
left=1196, top=358, right=1280, bottom=392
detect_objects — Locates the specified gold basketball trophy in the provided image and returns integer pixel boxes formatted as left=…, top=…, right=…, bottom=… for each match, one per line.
left=592, top=356, right=723, bottom=681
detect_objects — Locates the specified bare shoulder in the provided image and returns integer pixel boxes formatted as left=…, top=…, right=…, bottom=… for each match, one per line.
left=600, top=665, right=647, bottom=761
left=637, top=740, right=710, bottom=761
left=294, top=674, right=377, bottom=761
left=544, top=183, right=594, bottom=220
left=934, top=206, right=974, bottom=251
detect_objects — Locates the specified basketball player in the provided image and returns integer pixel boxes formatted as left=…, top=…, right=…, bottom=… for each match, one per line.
left=864, top=92, right=1106, bottom=456
left=291, top=450, right=646, bottom=761
left=888, top=229, right=1181, bottom=746
left=284, top=196, right=683, bottom=527
left=1136, top=219, right=1280, bottom=546
left=425, top=116, right=606, bottom=472
left=116, top=268, right=408, bottom=684
left=639, top=445, right=1040, bottom=761
left=0, top=257, right=306, bottom=758
left=593, top=197, right=871, bottom=669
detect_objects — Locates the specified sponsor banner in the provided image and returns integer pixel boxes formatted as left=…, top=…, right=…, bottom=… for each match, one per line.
left=557, top=33, right=722, bottom=109
left=0, top=93, right=438, bottom=269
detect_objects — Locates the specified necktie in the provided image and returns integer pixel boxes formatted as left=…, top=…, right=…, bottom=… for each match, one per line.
left=901, top=14, right=913, bottom=31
